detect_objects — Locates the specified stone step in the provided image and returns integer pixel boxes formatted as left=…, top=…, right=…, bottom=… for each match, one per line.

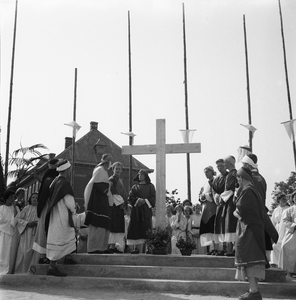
left=31, top=263, right=286, bottom=282
left=61, top=253, right=286, bottom=282
left=1, top=274, right=295, bottom=299
left=72, top=253, right=236, bottom=268
left=1, top=253, right=293, bottom=299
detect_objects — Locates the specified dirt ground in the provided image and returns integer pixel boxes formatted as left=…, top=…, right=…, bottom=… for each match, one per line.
left=0, top=286, right=294, bottom=300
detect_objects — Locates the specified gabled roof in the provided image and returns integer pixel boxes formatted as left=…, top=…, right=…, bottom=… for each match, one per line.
left=56, top=127, right=148, bottom=170
left=19, top=125, right=149, bottom=186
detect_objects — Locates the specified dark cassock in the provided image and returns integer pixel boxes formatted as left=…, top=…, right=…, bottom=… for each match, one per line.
left=221, top=168, right=238, bottom=243
left=127, top=170, right=156, bottom=247
left=212, top=170, right=229, bottom=243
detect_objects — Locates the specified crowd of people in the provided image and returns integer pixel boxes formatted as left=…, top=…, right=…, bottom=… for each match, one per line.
left=0, top=148, right=295, bottom=300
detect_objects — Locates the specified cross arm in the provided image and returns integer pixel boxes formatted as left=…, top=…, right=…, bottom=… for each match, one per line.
left=122, top=143, right=201, bottom=155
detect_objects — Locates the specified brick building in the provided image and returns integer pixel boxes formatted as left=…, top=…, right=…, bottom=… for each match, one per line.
left=18, top=121, right=149, bottom=211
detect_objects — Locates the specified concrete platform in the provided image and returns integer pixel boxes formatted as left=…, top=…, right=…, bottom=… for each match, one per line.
left=0, top=254, right=294, bottom=299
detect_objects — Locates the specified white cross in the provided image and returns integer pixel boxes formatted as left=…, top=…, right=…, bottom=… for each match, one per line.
left=122, top=119, right=201, bottom=228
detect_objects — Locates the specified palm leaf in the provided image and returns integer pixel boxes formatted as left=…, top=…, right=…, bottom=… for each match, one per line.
left=29, top=154, right=49, bottom=162
left=12, top=143, right=48, bottom=157
left=7, top=169, right=21, bottom=179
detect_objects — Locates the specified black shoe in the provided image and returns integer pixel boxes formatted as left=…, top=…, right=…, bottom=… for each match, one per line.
left=47, top=267, right=67, bottom=277
left=39, top=257, right=50, bottom=264
left=225, top=251, right=235, bottom=257
left=64, top=256, right=77, bottom=265
left=239, top=291, right=262, bottom=300
left=111, top=248, right=123, bottom=254
left=104, top=249, right=113, bottom=254
left=215, top=250, right=226, bottom=256
left=88, top=250, right=104, bottom=254
left=131, top=248, right=139, bottom=254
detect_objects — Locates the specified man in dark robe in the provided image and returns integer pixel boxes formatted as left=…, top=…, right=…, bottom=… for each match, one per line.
left=212, top=159, right=228, bottom=256
left=222, top=155, right=237, bottom=256
left=126, top=169, right=156, bottom=254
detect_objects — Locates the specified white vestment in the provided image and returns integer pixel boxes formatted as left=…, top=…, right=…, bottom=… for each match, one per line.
left=46, top=195, right=76, bottom=261
left=14, top=205, right=39, bottom=273
left=270, top=205, right=289, bottom=265
left=0, top=205, right=19, bottom=274
left=278, top=205, right=296, bottom=273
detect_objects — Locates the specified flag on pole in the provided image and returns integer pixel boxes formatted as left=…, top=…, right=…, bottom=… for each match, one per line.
left=121, top=132, right=136, bottom=145
left=281, top=119, right=296, bottom=142
left=240, top=124, right=257, bottom=135
left=64, top=121, right=81, bottom=138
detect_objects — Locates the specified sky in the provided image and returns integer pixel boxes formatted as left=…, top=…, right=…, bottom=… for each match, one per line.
left=1, top=0, right=296, bottom=210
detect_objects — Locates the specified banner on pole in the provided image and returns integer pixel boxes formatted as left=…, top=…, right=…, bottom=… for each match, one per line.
left=64, top=121, right=81, bottom=138
left=281, top=119, right=296, bottom=142
left=240, top=124, right=257, bottom=134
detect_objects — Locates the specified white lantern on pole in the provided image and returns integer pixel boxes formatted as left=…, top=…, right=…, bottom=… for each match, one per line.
left=180, top=129, right=196, bottom=143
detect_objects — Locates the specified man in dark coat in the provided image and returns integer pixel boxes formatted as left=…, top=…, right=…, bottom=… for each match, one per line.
left=234, top=167, right=269, bottom=300
left=241, top=154, right=278, bottom=261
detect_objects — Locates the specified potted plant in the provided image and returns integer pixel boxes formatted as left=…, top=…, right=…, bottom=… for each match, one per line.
left=146, top=225, right=172, bottom=255
left=176, top=235, right=196, bottom=256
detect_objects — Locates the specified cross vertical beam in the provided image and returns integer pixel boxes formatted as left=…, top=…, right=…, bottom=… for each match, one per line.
left=156, top=119, right=166, bottom=228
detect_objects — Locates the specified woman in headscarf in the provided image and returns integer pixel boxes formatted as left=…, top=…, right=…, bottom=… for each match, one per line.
left=126, top=169, right=156, bottom=254
left=234, top=167, right=268, bottom=300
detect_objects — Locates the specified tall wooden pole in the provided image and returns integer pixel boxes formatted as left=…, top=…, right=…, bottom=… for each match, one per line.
left=71, top=68, right=77, bottom=188
left=128, top=11, right=133, bottom=189
left=5, top=0, right=18, bottom=184
left=182, top=3, right=191, bottom=202
left=278, top=0, right=296, bottom=169
left=243, top=15, right=253, bottom=152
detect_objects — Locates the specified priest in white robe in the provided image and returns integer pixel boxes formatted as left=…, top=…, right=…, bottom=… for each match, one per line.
left=45, top=159, right=77, bottom=277
left=278, top=192, right=296, bottom=276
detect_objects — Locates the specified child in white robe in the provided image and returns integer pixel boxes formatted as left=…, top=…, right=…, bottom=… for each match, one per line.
left=14, top=192, right=38, bottom=273
left=0, top=190, right=19, bottom=274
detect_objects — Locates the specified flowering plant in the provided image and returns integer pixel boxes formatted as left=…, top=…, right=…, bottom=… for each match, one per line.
left=146, top=226, right=172, bottom=250
left=176, top=236, right=196, bottom=250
